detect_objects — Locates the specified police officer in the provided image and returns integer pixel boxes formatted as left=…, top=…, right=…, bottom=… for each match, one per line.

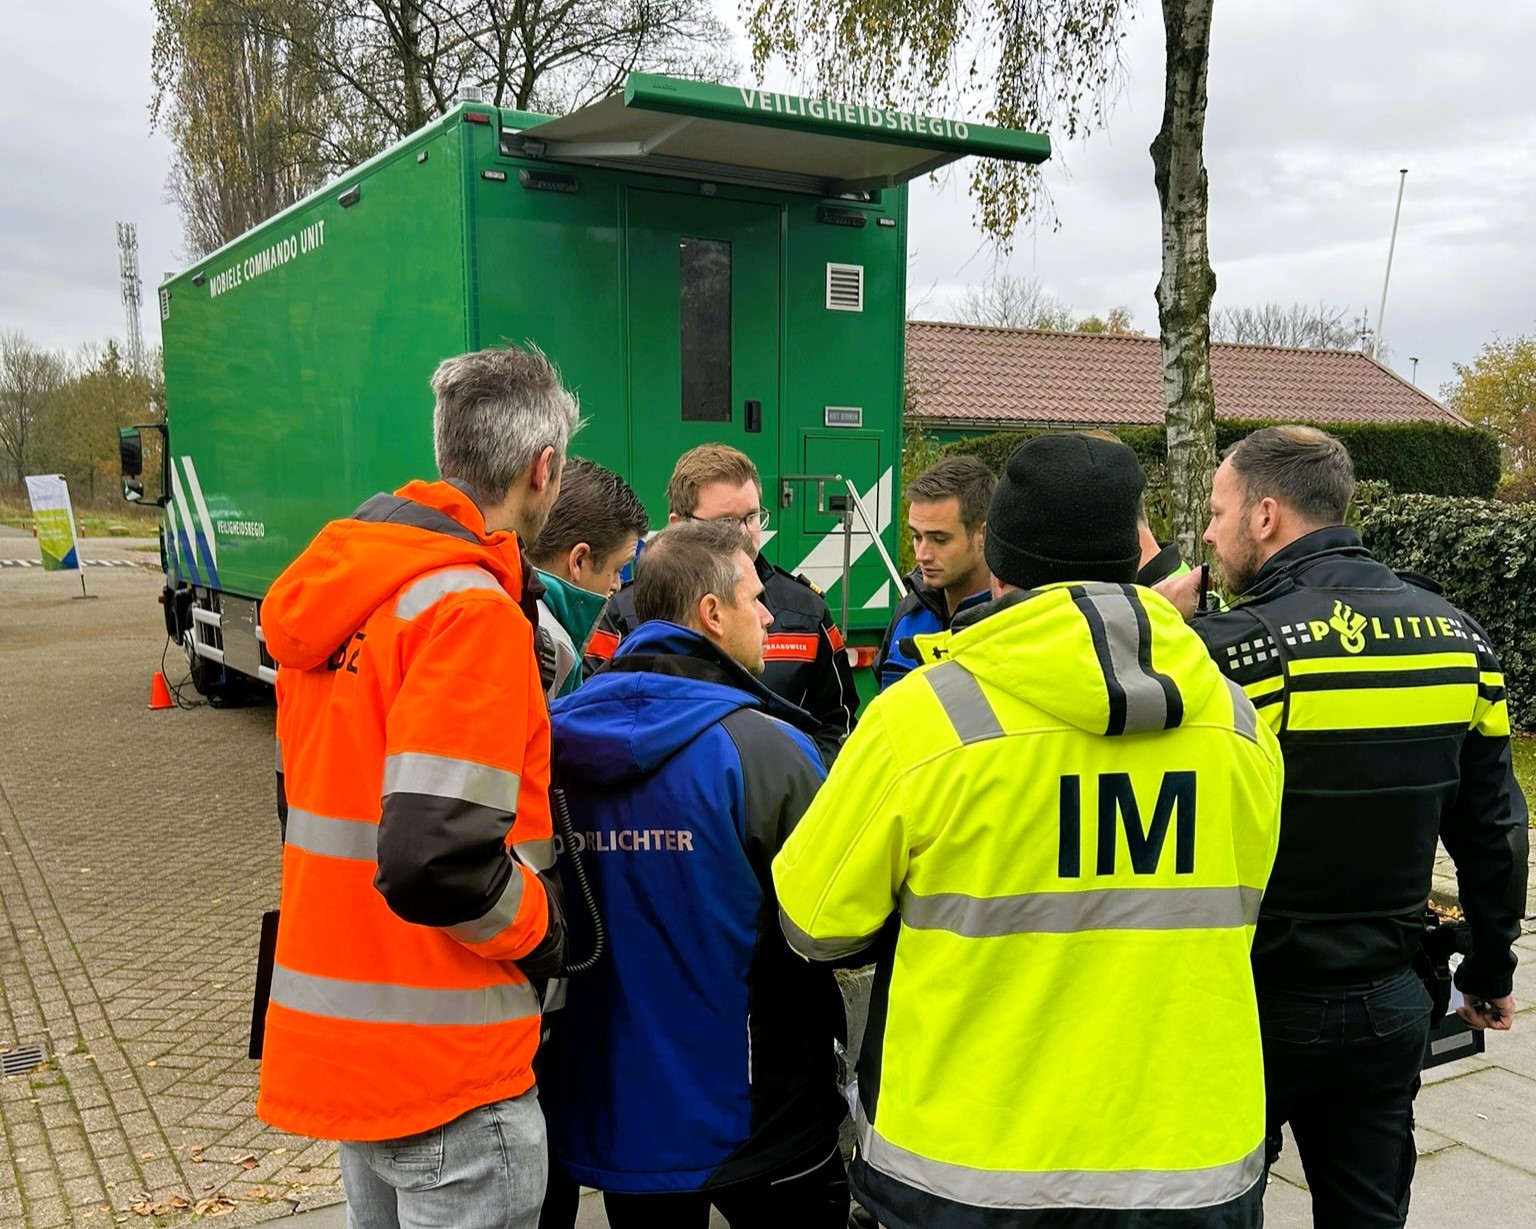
left=1190, top=425, right=1529, bottom=1228
left=874, top=455, right=994, bottom=691
left=774, top=434, right=1284, bottom=1229
left=585, top=443, right=858, bottom=763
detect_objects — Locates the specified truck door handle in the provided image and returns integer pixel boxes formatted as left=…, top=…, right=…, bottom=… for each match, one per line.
left=744, top=400, right=762, bottom=433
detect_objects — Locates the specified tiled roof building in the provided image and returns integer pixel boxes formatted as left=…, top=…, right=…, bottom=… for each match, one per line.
left=906, top=321, right=1465, bottom=431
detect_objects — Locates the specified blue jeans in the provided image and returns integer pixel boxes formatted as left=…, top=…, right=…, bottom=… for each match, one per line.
left=1260, top=968, right=1432, bottom=1229
left=339, top=1090, right=547, bottom=1229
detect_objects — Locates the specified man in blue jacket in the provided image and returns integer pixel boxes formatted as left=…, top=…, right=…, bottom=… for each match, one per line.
left=874, top=455, right=994, bottom=690
left=544, top=518, right=849, bottom=1228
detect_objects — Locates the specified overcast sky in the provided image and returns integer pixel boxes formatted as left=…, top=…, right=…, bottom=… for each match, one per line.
left=2, top=1, right=1533, bottom=397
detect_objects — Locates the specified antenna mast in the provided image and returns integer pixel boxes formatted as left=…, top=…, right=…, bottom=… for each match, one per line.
left=116, top=222, right=145, bottom=374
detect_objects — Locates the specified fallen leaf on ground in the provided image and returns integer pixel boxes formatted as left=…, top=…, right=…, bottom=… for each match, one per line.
left=238, top=1154, right=259, bottom=1170
left=193, top=1195, right=236, bottom=1217
left=128, top=1194, right=191, bottom=1216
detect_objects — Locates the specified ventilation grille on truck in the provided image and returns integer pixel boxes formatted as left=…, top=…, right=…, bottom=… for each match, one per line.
left=826, top=264, right=864, bottom=312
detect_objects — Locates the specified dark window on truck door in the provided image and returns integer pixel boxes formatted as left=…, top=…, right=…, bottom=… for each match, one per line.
left=679, top=237, right=731, bottom=423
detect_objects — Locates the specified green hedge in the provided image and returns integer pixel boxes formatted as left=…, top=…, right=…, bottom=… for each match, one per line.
left=1360, top=494, right=1536, bottom=729
left=936, top=420, right=1502, bottom=499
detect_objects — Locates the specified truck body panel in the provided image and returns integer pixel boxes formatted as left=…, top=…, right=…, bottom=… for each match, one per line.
left=147, top=80, right=1049, bottom=692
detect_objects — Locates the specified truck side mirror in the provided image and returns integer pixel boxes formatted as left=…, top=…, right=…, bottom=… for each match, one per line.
left=119, top=427, right=143, bottom=478
left=123, top=477, right=145, bottom=504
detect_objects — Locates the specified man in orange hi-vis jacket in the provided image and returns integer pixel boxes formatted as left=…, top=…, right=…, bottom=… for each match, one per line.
left=258, top=344, right=577, bottom=1229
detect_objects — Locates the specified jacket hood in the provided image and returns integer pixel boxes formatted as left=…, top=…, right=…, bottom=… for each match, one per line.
left=261, top=480, right=524, bottom=670
left=550, top=622, right=766, bottom=786
left=919, top=582, right=1222, bottom=737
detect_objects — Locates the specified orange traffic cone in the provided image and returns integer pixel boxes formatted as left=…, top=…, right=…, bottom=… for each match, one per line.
left=148, top=671, right=175, bottom=711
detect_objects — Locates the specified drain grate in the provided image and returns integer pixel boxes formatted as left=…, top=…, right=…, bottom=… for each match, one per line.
left=1, top=1043, right=46, bottom=1077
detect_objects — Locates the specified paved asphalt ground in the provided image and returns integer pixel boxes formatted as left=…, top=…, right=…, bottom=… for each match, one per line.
left=1, top=536, right=1533, bottom=1227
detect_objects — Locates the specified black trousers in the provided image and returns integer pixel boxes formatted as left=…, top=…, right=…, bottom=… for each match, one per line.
left=1260, top=967, right=1432, bottom=1229
left=602, top=1145, right=849, bottom=1229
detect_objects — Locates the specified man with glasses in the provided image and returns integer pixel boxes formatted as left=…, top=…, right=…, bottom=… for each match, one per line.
left=586, top=443, right=858, bottom=763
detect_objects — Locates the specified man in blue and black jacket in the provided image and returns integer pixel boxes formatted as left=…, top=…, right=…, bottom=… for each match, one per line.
left=543, top=518, right=849, bottom=1229
left=874, top=455, right=995, bottom=690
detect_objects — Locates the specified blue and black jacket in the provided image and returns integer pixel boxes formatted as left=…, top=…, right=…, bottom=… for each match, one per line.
left=543, top=622, right=848, bottom=1193
left=874, top=568, right=991, bottom=690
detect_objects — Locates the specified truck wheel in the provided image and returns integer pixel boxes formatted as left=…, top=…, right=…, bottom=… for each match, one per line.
left=181, top=629, right=232, bottom=705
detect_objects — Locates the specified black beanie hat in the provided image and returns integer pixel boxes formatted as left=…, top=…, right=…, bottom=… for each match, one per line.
left=983, top=434, right=1146, bottom=591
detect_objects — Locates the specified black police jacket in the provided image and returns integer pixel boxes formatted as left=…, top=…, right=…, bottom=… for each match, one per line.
left=1193, top=526, right=1529, bottom=997
left=583, top=552, right=859, bottom=765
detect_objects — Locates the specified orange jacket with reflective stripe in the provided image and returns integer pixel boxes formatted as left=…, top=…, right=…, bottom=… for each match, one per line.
left=256, top=480, right=559, bottom=1142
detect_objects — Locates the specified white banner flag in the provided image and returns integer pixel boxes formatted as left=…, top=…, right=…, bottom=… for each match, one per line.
left=23, top=474, right=82, bottom=572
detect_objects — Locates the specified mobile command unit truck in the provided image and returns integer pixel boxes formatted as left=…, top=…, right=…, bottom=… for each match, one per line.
left=122, top=73, right=1050, bottom=703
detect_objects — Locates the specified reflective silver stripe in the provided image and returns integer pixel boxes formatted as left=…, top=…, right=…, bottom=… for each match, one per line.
left=779, top=907, right=883, bottom=961
left=925, top=661, right=1004, bottom=744
left=514, top=838, right=555, bottom=872
left=445, top=865, right=528, bottom=945
left=855, top=1102, right=1265, bottom=1210
left=1225, top=677, right=1259, bottom=744
left=270, top=965, right=539, bottom=1026
left=395, top=567, right=504, bottom=621
left=285, top=808, right=378, bottom=862
left=275, top=738, right=283, bottom=774
left=384, top=751, right=520, bottom=813
left=1077, top=587, right=1168, bottom=732
left=900, top=885, right=1264, bottom=936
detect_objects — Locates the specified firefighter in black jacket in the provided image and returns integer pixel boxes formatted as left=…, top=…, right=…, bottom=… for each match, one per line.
left=584, top=444, right=858, bottom=764
left=1190, top=426, right=1528, bottom=1229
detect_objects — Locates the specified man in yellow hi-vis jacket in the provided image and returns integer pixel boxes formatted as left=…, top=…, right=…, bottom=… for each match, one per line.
left=773, top=434, right=1284, bottom=1229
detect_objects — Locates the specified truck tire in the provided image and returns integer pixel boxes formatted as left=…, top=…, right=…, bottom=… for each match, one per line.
left=182, top=629, right=233, bottom=705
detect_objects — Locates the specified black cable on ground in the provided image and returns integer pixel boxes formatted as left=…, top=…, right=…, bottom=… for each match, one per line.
left=159, top=635, right=207, bottom=710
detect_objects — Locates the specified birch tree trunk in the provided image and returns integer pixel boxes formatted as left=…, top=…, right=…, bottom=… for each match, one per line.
left=1151, top=0, right=1218, bottom=561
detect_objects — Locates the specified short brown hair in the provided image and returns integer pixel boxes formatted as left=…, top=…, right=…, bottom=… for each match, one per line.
left=666, top=444, right=761, bottom=518
left=634, top=520, right=747, bottom=626
left=528, top=458, right=649, bottom=568
left=905, top=455, right=996, bottom=532
left=1224, top=426, right=1355, bottom=526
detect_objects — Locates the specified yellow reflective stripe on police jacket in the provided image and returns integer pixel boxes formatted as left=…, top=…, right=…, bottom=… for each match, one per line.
left=1474, top=670, right=1511, bottom=737
left=1283, top=649, right=1479, bottom=733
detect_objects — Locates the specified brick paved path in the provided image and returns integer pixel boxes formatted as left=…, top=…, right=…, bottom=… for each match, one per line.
left=0, top=565, right=343, bottom=1227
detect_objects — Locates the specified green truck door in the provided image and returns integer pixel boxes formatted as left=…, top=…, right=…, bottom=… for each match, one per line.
left=624, top=189, right=781, bottom=549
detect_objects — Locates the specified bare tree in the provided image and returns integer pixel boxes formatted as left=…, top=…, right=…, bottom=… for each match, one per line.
left=1212, top=301, right=1359, bottom=349
left=954, top=275, right=1076, bottom=330
left=0, top=333, right=68, bottom=487
left=153, top=0, right=737, bottom=255
left=152, top=0, right=331, bottom=257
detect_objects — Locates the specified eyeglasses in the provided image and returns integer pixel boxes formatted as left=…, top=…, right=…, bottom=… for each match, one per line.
left=687, top=507, right=771, bottom=532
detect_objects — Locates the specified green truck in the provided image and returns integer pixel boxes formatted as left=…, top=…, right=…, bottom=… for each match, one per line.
left=121, top=73, right=1049, bottom=702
